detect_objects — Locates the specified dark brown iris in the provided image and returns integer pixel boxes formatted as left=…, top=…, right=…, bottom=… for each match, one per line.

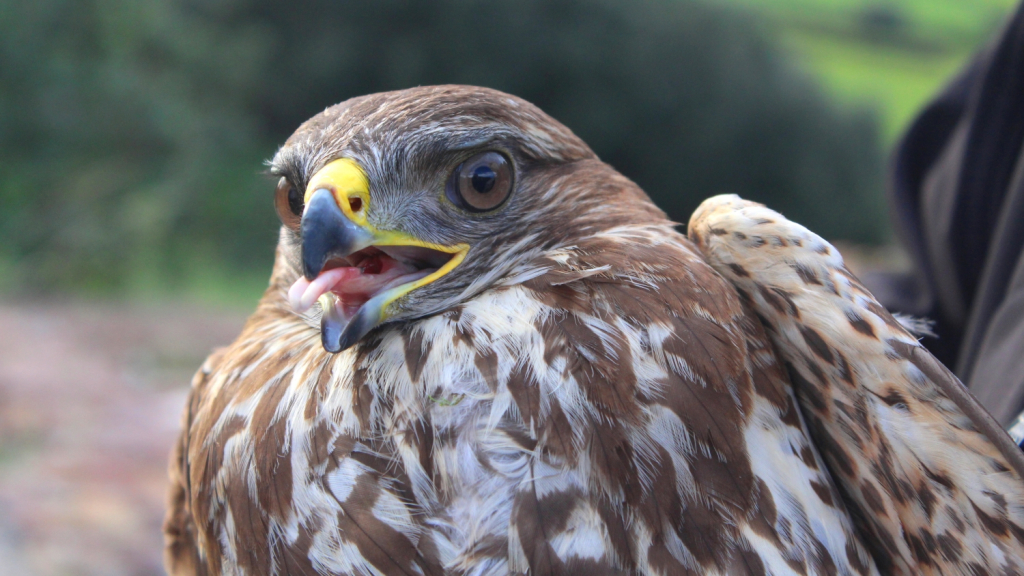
left=447, top=151, right=513, bottom=212
left=274, top=177, right=303, bottom=229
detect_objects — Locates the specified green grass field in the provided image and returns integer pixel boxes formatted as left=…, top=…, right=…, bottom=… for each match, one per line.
left=713, top=0, right=1017, bottom=144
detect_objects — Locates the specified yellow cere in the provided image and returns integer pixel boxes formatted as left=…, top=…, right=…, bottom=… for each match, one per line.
left=303, top=157, right=471, bottom=316
left=305, top=158, right=372, bottom=227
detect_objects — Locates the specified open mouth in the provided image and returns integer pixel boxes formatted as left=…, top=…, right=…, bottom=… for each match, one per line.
left=289, top=158, right=470, bottom=352
left=288, top=245, right=457, bottom=319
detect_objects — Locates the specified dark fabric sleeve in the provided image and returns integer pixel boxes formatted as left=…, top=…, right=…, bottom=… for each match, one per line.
left=970, top=254, right=1024, bottom=423
left=872, top=2, right=1024, bottom=425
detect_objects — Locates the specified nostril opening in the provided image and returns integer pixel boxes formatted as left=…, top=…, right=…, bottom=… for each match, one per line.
left=348, top=197, right=363, bottom=213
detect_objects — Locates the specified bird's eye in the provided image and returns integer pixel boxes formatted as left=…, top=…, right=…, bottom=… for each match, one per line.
left=446, top=151, right=513, bottom=212
left=274, top=177, right=303, bottom=230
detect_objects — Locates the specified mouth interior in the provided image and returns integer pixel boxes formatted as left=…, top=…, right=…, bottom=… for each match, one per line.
left=288, top=245, right=455, bottom=318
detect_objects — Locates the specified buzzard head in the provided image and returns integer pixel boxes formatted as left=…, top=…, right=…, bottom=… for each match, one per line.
left=268, top=85, right=663, bottom=352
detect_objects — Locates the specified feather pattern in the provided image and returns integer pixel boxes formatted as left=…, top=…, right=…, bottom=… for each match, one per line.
left=689, top=194, right=1024, bottom=575
left=166, top=221, right=881, bottom=575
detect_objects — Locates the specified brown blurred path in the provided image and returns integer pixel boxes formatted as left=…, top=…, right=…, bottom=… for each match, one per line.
left=0, top=301, right=247, bottom=576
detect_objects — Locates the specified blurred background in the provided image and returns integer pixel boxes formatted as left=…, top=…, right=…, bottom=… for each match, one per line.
left=0, top=0, right=1014, bottom=574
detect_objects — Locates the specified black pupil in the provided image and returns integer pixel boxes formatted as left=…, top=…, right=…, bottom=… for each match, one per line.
left=287, top=186, right=303, bottom=214
left=470, top=165, right=496, bottom=194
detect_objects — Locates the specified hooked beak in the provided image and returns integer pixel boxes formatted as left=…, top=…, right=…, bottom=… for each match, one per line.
left=290, top=159, right=468, bottom=353
left=301, top=188, right=375, bottom=280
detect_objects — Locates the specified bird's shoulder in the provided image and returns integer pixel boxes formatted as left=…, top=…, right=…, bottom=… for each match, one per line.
left=425, top=224, right=878, bottom=575
left=690, top=194, right=1024, bottom=575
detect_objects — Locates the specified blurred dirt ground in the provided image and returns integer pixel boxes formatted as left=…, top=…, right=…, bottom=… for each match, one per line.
left=0, top=301, right=248, bottom=576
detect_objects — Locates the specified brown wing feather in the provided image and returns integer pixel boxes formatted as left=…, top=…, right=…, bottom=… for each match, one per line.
left=690, top=194, right=1024, bottom=575
left=164, top=350, right=223, bottom=576
left=512, top=228, right=878, bottom=575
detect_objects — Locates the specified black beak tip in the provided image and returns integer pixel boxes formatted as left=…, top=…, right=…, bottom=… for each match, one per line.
left=321, top=330, right=343, bottom=354
left=319, top=301, right=379, bottom=354
left=319, top=301, right=345, bottom=353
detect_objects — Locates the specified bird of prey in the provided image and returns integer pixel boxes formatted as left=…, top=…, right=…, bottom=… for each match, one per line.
left=164, top=85, right=1024, bottom=576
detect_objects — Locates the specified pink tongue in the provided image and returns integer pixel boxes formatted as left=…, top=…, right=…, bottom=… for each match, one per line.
left=288, top=257, right=419, bottom=313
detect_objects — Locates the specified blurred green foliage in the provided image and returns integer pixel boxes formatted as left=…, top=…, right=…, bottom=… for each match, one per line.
left=0, top=0, right=886, bottom=299
left=719, top=0, right=1016, bottom=142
